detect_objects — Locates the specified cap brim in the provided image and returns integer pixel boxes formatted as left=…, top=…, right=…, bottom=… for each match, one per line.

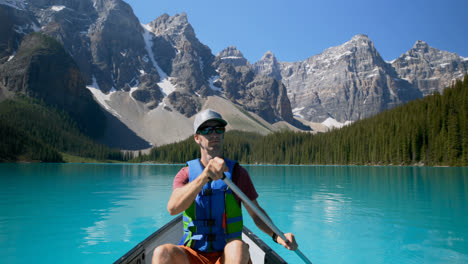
left=198, top=118, right=227, bottom=129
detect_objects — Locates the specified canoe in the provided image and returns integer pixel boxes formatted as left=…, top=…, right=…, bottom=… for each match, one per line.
left=114, top=215, right=287, bottom=264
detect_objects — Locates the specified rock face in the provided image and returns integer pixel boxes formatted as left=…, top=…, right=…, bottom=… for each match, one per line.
left=9, top=0, right=164, bottom=107
left=214, top=46, right=295, bottom=124
left=144, top=13, right=216, bottom=116
left=252, top=50, right=282, bottom=80
left=254, top=35, right=422, bottom=122
left=392, top=40, right=468, bottom=96
left=254, top=34, right=466, bottom=123
left=0, top=2, right=39, bottom=64
left=0, top=32, right=106, bottom=137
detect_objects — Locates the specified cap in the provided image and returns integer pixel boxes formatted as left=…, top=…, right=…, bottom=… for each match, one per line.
left=193, top=109, right=227, bottom=134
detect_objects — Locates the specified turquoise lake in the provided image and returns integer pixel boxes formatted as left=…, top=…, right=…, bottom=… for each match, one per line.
left=0, top=163, right=467, bottom=264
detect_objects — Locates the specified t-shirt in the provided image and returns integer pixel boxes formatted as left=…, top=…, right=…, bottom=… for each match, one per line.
left=173, top=163, right=259, bottom=206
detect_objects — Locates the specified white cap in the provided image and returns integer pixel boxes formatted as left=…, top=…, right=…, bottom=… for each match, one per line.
left=193, top=109, right=227, bottom=134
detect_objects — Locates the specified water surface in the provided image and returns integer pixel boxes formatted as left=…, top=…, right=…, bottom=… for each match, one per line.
left=0, top=164, right=467, bottom=263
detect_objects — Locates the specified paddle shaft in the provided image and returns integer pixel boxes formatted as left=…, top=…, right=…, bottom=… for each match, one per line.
left=221, top=175, right=313, bottom=264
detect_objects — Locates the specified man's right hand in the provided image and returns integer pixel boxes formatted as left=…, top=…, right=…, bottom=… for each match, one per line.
left=203, top=157, right=228, bottom=182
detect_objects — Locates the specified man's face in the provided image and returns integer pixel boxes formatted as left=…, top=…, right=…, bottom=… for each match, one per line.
left=194, top=121, right=225, bottom=154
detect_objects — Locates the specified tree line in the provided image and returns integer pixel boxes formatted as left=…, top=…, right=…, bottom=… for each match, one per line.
left=0, top=96, right=128, bottom=162
left=2, top=75, right=466, bottom=166
left=136, top=75, right=468, bottom=167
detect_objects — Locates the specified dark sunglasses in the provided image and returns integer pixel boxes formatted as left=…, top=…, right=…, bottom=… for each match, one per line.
left=197, top=126, right=226, bottom=135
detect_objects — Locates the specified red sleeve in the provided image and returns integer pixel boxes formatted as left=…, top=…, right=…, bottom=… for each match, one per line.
left=173, top=166, right=189, bottom=190
left=232, top=165, right=259, bottom=205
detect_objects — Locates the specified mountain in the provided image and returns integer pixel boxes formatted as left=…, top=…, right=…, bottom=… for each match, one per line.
left=254, top=34, right=467, bottom=123
left=213, top=46, right=298, bottom=125
left=0, top=32, right=107, bottom=137
left=144, top=12, right=217, bottom=116
left=392, top=40, right=468, bottom=96
left=254, top=35, right=421, bottom=122
left=0, top=1, right=151, bottom=149
left=1, top=0, right=466, bottom=150
left=0, top=0, right=303, bottom=148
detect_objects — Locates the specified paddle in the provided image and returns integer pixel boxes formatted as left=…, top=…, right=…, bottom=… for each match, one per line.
left=221, top=174, right=313, bottom=264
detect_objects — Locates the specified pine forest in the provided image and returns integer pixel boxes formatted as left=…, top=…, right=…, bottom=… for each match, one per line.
left=135, top=75, right=468, bottom=167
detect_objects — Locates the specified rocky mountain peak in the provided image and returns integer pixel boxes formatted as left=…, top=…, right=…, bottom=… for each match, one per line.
left=218, top=45, right=245, bottom=57
left=351, top=33, right=370, bottom=42
left=146, top=12, right=216, bottom=93
left=392, top=40, right=468, bottom=96
left=172, top=12, right=188, bottom=23
left=91, top=0, right=118, bottom=12
left=307, top=34, right=385, bottom=75
left=261, top=50, right=276, bottom=61
left=216, top=46, right=248, bottom=67
left=404, top=40, right=447, bottom=60
left=319, top=34, right=375, bottom=58
left=257, top=34, right=420, bottom=123
left=252, top=50, right=282, bottom=80
left=413, top=40, right=429, bottom=51
left=346, top=34, right=378, bottom=56
left=147, top=12, right=193, bottom=39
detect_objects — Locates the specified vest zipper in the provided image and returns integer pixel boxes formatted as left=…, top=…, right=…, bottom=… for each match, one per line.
left=208, top=180, right=213, bottom=252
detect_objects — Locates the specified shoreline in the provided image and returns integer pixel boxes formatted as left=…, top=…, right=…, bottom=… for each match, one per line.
left=0, top=160, right=458, bottom=168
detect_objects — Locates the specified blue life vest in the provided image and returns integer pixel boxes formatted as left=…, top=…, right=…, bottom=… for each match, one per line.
left=179, top=158, right=243, bottom=252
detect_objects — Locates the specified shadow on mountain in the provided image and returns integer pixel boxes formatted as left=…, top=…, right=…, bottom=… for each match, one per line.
left=291, top=119, right=312, bottom=131
left=97, top=110, right=151, bottom=150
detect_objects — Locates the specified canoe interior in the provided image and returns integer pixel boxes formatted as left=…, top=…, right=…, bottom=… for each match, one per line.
left=114, top=215, right=286, bottom=264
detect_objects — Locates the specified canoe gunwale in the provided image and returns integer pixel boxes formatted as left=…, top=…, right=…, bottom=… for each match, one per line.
left=113, top=215, right=287, bottom=264
left=113, top=216, right=181, bottom=264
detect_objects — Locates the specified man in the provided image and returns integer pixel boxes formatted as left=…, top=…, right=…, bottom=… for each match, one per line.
left=152, top=109, right=298, bottom=264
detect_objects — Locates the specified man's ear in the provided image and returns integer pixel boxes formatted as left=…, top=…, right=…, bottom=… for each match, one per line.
left=194, top=134, right=200, bottom=144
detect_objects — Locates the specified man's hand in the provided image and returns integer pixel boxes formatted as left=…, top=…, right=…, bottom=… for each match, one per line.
left=203, top=157, right=228, bottom=182
left=277, top=233, right=298, bottom=251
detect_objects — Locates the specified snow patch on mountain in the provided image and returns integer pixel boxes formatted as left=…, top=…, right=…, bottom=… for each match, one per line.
left=141, top=23, right=163, bottom=75
left=140, top=22, right=178, bottom=98
left=158, top=77, right=177, bottom=96
left=86, top=77, right=121, bottom=118
left=50, top=5, right=65, bottom=12
left=292, top=107, right=304, bottom=119
left=208, top=76, right=222, bottom=92
left=221, top=56, right=243, bottom=60
left=322, top=117, right=352, bottom=129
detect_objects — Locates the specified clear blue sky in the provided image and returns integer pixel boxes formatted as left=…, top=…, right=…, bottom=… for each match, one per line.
left=125, top=0, right=468, bottom=63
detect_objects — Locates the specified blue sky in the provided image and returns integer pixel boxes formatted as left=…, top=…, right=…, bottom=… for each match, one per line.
left=125, top=0, right=468, bottom=63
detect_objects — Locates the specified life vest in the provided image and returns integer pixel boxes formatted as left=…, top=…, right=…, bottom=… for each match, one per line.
left=179, top=158, right=243, bottom=252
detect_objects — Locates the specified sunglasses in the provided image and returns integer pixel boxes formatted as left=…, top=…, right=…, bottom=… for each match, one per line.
left=197, top=126, right=226, bottom=135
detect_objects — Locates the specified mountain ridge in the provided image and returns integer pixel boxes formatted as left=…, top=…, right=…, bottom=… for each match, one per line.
left=254, top=34, right=467, bottom=122
left=0, top=0, right=466, bottom=149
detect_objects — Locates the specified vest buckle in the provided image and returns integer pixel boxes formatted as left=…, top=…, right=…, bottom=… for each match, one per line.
left=205, top=219, right=215, bottom=226
left=203, top=188, right=212, bottom=196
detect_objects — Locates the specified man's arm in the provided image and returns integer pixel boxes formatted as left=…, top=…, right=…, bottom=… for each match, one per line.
left=167, top=172, right=209, bottom=215
left=244, top=199, right=298, bottom=250
left=167, top=157, right=227, bottom=215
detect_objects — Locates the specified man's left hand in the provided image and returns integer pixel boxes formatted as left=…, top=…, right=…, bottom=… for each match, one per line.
left=277, top=233, right=298, bottom=250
